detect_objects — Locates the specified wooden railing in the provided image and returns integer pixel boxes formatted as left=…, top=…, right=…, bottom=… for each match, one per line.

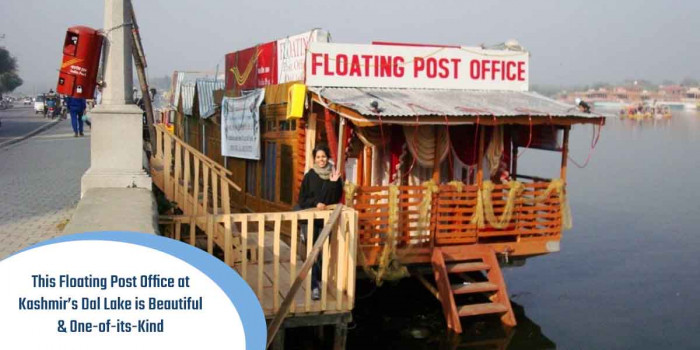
left=350, top=181, right=563, bottom=249
left=150, top=124, right=243, bottom=263
left=160, top=208, right=358, bottom=316
left=151, top=124, right=357, bottom=316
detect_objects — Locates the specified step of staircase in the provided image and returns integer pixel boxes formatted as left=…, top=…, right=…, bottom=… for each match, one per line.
left=450, top=281, right=499, bottom=295
left=446, top=262, right=491, bottom=273
left=457, top=302, right=508, bottom=317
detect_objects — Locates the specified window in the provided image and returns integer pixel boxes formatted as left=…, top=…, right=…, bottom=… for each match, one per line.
left=280, top=144, right=293, bottom=204
left=246, top=160, right=257, bottom=195
left=263, top=141, right=277, bottom=202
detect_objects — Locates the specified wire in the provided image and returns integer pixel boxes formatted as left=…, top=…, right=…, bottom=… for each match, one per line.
left=516, top=115, right=533, bottom=159
left=567, top=118, right=604, bottom=168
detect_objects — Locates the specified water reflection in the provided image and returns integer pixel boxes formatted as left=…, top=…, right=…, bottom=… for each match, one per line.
left=345, top=278, right=555, bottom=350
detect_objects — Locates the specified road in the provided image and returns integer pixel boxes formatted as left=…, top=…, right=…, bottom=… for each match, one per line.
left=0, top=104, right=57, bottom=144
left=0, top=104, right=90, bottom=259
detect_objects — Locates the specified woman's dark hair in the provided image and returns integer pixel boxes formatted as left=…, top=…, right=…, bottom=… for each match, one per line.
left=313, top=144, right=331, bottom=159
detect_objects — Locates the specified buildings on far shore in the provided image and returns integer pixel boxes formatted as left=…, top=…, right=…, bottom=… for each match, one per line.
left=556, top=84, right=700, bottom=110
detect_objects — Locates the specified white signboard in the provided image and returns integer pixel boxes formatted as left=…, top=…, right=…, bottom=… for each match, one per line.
left=277, top=30, right=330, bottom=84
left=305, top=42, right=529, bottom=91
left=221, top=89, right=265, bottom=160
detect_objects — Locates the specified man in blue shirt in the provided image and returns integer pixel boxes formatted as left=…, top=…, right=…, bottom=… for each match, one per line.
left=65, top=96, right=87, bottom=137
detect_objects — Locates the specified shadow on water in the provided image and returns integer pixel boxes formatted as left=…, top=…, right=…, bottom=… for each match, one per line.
left=285, top=277, right=556, bottom=350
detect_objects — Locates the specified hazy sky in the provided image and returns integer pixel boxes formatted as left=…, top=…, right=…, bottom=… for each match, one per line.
left=1, top=0, right=699, bottom=94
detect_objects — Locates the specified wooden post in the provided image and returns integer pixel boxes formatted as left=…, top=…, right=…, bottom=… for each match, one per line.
left=356, top=150, right=364, bottom=187
left=163, top=135, right=172, bottom=198
left=271, top=328, right=285, bottom=350
left=333, top=322, right=348, bottom=350
left=560, top=126, right=570, bottom=181
left=266, top=206, right=345, bottom=348
left=476, top=127, right=485, bottom=187
left=363, top=146, right=372, bottom=186
left=129, top=3, right=157, bottom=156
left=305, top=113, right=317, bottom=173
left=336, top=118, right=346, bottom=171
left=432, top=126, right=441, bottom=183
left=222, top=179, right=232, bottom=266
left=189, top=156, right=199, bottom=246
left=512, top=145, right=518, bottom=180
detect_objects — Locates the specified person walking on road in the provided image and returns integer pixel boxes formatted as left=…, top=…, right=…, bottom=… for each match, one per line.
left=65, top=96, right=87, bottom=137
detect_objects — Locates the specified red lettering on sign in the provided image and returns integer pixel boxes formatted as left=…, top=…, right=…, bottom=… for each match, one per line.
left=517, top=61, right=525, bottom=81
left=451, top=58, right=461, bottom=79
left=426, top=58, right=437, bottom=78
left=438, top=58, right=450, bottom=78
left=470, top=60, right=480, bottom=79
left=349, top=55, right=361, bottom=76
left=491, top=60, right=500, bottom=80
left=323, top=54, right=334, bottom=76
left=311, top=53, right=322, bottom=75
left=394, top=57, right=405, bottom=77
left=380, top=56, right=392, bottom=77
left=361, top=55, right=373, bottom=76
left=506, top=61, right=516, bottom=80
left=336, top=54, right=348, bottom=76
left=414, top=57, right=425, bottom=78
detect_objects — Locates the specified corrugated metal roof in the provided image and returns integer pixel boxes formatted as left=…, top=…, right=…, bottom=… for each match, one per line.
left=310, top=87, right=604, bottom=119
left=196, top=79, right=225, bottom=118
left=173, top=71, right=216, bottom=109
left=181, top=83, right=196, bottom=115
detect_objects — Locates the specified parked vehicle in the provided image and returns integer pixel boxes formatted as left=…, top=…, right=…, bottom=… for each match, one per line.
left=34, top=95, right=46, bottom=114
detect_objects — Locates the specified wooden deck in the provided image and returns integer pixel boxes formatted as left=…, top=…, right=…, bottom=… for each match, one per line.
left=151, top=125, right=358, bottom=319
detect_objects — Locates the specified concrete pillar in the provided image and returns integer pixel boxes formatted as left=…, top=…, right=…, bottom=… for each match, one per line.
left=81, top=0, right=151, bottom=196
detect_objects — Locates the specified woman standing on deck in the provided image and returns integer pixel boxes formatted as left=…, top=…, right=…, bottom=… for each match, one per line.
left=297, top=145, right=343, bottom=300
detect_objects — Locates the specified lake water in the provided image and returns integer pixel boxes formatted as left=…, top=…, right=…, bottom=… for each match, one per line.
left=334, top=110, right=700, bottom=349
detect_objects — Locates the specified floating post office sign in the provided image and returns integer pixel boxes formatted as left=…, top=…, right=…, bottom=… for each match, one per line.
left=277, top=29, right=330, bottom=84
left=305, top=42, right=529, bottom=91
left=221, top=89, right=265, bottom=160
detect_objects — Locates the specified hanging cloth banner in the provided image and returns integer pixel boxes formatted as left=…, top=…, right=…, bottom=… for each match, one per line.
left=403, top=125, right=450, bottom=168
left=221, top=88, right=265, bottom=160
left=389, top=125, right=406, bottom=183
left=450, top=125, right=491, bottom=166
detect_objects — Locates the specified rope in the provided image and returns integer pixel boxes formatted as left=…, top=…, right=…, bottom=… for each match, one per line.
left=102, top=22, right=133, bottom=36
left=481, top=180, right=524, bottom=229
left=464, top=179, right=572, bottom=230
left=344, top=182, right=357, bottom=208
left=417, top=180, right=439, bottom=238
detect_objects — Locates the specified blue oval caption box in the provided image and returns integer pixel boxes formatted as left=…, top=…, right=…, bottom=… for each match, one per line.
left=0, top=231, right=266, bottom=350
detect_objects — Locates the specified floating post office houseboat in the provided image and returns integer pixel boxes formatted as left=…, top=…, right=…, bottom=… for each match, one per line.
left=151, top=32, right=605, bottom=347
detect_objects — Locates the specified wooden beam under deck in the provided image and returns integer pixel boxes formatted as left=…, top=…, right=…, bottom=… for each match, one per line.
left=358, top=240, right=560, bottom=266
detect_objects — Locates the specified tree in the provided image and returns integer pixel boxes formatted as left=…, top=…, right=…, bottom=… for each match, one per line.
left=0, top=47, right=18, bottom=73
left=0, top=72, right=23, bottom=93
left=0, top=47, right=23, bottom=96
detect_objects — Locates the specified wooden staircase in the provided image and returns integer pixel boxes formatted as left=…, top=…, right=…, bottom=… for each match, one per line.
left=431, top=245, right=516, bottom=333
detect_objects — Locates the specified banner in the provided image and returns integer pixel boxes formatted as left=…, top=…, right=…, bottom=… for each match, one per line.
left=221, top=89, right=265, bottom=160
left=277, top=30, right=330, bottom=83
left=225, top=43, right=277, bottom=91
left=305, top=42, right=529, bottom=91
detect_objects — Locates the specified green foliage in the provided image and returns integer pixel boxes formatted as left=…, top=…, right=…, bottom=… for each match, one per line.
left=0, top=47, right=18, bottom=74
left=0, top=72, right=23, bottom=93
left=0, top=47, right=23, bottom=94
